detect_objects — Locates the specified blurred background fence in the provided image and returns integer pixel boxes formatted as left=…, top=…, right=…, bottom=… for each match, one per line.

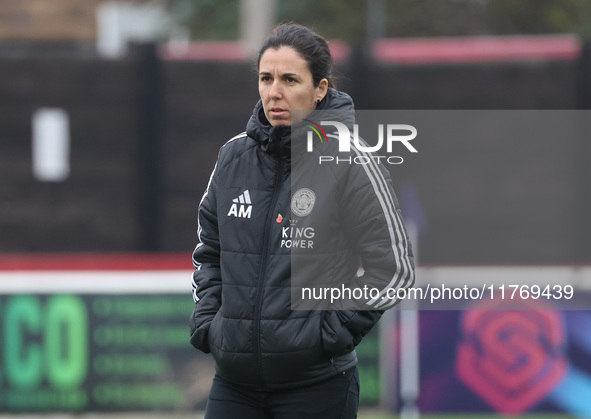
left=1, top=34, right=590, bottom=263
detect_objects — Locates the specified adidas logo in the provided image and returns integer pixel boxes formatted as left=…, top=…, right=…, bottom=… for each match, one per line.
left=227, top=190, right=252, bottom=218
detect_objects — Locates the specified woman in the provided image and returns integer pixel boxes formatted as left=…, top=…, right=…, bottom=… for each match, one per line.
left=189, top=23, right=414, bottom=419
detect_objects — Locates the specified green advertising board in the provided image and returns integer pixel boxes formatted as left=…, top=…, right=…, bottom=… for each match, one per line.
left=0, top=294, right=208, bottom=411
left=0, top=293, right=381, bottom=412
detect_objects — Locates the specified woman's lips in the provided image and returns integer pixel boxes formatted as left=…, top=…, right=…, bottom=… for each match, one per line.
left=269, top=108, right=288, bottom=117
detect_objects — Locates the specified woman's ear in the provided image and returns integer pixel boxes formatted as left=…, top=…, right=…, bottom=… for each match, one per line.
left=316, top=78, right=329, bottom=103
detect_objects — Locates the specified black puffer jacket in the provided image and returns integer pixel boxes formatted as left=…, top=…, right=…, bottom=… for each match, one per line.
left=189, top=88, right=414, bottom=390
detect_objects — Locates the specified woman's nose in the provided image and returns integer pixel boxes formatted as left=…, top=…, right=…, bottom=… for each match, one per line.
left=268, top=80, right=282, bottom=100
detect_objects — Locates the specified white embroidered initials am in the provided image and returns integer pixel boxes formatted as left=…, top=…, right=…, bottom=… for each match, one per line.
left=227, top=190, right=252, bottom=218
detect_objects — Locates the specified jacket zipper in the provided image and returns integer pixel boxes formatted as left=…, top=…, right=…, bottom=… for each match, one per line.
left=253, top=151, right=283, bottom=387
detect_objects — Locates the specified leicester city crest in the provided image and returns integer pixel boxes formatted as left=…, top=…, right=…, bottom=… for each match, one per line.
left=291, top=188, right=316, bottom=217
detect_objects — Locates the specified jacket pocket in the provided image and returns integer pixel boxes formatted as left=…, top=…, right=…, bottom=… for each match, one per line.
left=207, top=310, right=222, bottom=351
left=320, top=311, right=356, bottom=358
left=189, top=305, right=215, bottom=354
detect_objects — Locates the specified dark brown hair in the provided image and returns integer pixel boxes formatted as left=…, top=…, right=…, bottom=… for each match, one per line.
left=257, top=23, right=335, bottom=88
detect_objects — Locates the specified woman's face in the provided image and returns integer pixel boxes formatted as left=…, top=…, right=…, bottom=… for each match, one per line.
left=258, top=46, right=328, bottom=126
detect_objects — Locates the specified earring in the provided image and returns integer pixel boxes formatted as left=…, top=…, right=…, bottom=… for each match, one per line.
left=316, top=99, right=321, bottom=104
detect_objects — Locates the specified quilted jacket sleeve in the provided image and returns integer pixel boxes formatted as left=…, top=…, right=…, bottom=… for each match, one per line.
left=342, top=159, right=415, bottom=311
left=189, top=162, right=222, bottom=353
left=321, top=157, right=415, bottom=357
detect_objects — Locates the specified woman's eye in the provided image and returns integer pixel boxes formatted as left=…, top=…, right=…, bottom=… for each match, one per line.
left=260, top=76, right=271, bottom=82
left=286, top=77, right=296, bottom=83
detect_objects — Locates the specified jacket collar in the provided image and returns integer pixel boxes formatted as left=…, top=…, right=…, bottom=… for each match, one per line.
left=246, top=88, right=355, bottom=158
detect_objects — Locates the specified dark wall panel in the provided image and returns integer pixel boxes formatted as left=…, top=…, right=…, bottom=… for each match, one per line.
left=360, top=60, right=578, bottom=109
left=0, top=57, right=140, bottom=251
left=386, top=111, right=581, bottom=265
